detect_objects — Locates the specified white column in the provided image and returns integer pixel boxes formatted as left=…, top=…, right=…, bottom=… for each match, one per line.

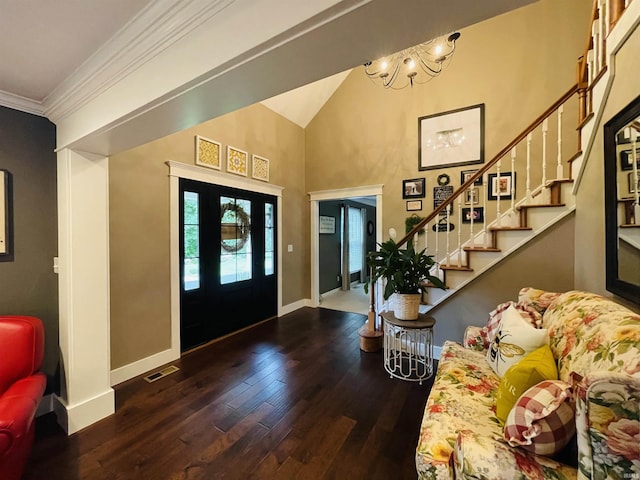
left=55, top=148, right=114, bottom=435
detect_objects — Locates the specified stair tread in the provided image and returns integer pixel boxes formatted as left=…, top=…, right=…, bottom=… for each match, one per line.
left=439, top=264, right=473, bottom=271
left=489, top=226, right=532, bottom=231
left=463, top=246, right=501, bottom=252
left=517, top=203, right=566, bottom=210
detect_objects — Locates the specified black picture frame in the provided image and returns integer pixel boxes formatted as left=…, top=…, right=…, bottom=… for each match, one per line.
left=620, top=148, right=640, bottom=171
left=462, top=207, right=484, bottom=223
left=403, top=178, right=426, bottom=199
left=0, top=170, right=13, bottom=260
left=418, top=104, right=485, bottom=171
left=460, top=169, right=482, bottom=186
left=488, top=172, right=516, bottom=200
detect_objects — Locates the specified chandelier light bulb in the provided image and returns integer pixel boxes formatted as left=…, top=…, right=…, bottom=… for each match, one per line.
left=364, top=32, right=460, bottom=89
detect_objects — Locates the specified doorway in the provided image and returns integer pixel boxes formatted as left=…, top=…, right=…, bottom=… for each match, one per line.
left=179, top=178, right=278, bottom=351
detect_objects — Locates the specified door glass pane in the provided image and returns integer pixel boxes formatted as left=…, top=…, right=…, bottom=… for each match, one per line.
left=220, top=197, right=252, bottom=285
left=265, top=203, right=274, bottom=275
left=348, top=207, right=363, bottom=274
left=183, top=191, right=200, bottom=290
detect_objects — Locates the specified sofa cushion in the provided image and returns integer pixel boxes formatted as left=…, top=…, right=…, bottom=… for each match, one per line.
left=486, top=305, right=549, bottom=377
left=504, top=380, right=575, bottom=456
left=495, top=344, right=558, bottom=423
left=541, top=290, right=640, bottom=382
left=517, top=287, right=561, bottom=317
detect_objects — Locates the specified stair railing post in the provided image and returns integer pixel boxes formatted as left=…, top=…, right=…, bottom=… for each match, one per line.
left=542, top=118, right=549, bottom=201
left=469, top=186, right=475, bottom=247
left=557, top=105, right=564, bottom=179
left=496, top=159, right=502, bottom=227
left=483, top=173, right=489, bottom=246
left=457, top=195, right=463, bottom=267
left=526, top=132, right=533, bottom=203
left=510, top=146, right=516, bottom=224
left=445, top=205, right=451, bottom=266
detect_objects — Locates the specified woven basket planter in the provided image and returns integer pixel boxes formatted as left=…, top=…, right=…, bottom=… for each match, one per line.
left=394, top=293, right=421, bottom=320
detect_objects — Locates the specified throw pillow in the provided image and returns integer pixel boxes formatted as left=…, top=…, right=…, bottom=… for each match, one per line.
left=486, top=304, right=549, bottom=377
left=482, top=301, right=543, bottom=348
left=495, top=344, right=558, bottom=423
left=517, top=287, right=561, bottom=317
left=504, top=379, right=576, bottom=456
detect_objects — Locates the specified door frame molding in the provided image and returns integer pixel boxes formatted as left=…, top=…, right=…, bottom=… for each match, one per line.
left=167, top=161, right=284, bottom=357
left=308, top=184, right=384, bottom=308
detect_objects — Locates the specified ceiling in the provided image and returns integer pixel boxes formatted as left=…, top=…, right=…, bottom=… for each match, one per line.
left=0, top=0, right=536, bottom=130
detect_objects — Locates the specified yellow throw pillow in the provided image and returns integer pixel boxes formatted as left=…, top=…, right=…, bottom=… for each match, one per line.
left=495, top=344, right=558, bottom=423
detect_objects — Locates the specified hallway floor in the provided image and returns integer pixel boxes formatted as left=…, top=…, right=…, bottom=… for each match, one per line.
left=318, top=283, right=369, bottom=315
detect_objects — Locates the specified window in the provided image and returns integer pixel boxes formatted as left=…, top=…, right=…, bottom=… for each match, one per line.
left=183, top=191, right=200, bottom=290
left=265, top=203, right=275, bottom=275
left=348, top=207, right=363, bottom=274
left=220, top=197, right=252, bottom=284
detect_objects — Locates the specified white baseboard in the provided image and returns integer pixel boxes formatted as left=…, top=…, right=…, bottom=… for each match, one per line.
left=53, top=389, right=115, bottom=434
left=280, top=298, right=312, bottom=316
left=110, top=347, right=179, bottom=386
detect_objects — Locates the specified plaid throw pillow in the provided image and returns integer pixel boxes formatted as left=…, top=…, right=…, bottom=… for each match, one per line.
left=481, top=301, right=543, bottom=349
left=504, top=380, right=576, bottom=456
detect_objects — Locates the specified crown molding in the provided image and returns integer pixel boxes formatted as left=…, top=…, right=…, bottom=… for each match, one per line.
left=44, top=0, right=235, bottom=123
left=0, top=90, right=45, bottom=117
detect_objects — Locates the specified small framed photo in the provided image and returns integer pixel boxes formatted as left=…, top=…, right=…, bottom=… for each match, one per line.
left=488, top=172, right=516, bottom=200
left=462, top=207, right=484, bottom=223
left=461, top=169, right=482, bottom=186
left=620, top=148, right=640, bottom=171
left=227, top=146, right=248, bottom=176
left=195, top=135, right=222, bottom=170
left=629, top=172, right=640, bottom=193
left=406, top=200, right=422, bottom=211
left=464, top=187, right=479, bottom=205
left=403, top=178, right=426, bottom=199
left=252, top=154, right=269, bottom=182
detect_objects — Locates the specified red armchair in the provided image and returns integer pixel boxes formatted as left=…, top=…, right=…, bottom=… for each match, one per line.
left=0, top=316, right=46, bottom=480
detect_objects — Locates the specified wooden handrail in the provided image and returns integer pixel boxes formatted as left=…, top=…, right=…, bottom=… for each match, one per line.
left=396, top=84, right=579, bottom=249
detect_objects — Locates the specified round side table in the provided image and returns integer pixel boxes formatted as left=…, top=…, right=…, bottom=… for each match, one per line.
left=381, top=311, right=436, bottom=385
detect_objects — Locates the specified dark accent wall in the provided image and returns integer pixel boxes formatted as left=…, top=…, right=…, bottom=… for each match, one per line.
left=0, top=106, right=58, bottom=391
left=318, top=199, right=376, bottom=294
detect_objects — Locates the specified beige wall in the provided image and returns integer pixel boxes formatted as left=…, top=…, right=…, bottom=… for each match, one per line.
left=305, top=0, right=591, bottom=241
left=109, top=0, right=593, bottom=370
left=574, top=19, right=640, bottom=308
left=109, top=104, right=305, bottom=369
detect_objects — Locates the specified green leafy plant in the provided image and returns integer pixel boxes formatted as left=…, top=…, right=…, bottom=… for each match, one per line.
left=364, top=238, right=446, bottom=300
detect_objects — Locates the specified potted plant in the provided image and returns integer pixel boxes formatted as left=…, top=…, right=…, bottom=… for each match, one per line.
left=365, top=238, right=446, bottom=320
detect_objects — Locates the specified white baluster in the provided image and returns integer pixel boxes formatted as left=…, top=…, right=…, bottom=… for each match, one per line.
left=469, top=186, right=475, bottom=247
left=457, top=195, right=462, bottom=267
left=632, top=127, right=640, bottom=224
left=510, top=146, right=516, bottom=222
left=556, top=106, right=564, bottom=180
left=424, top=223, right=428, bottom=252
left=592, top=20, right=600, bottom=75
left=482, top=174, right=489, bottom=247
left=587, top=50, right=595, bottom=84
left=542, top=119, right=549, bottom=202
left=600, top=0, right=608, bottom=57
left=445, top=205, right=451, bottom=266
left=526, top=133, right=533, bottom=203
left=496, top=160, right=502, bottom=227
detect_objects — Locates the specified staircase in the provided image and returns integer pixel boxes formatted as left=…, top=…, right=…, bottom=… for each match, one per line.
left=367, top=0, right=638, bottom=320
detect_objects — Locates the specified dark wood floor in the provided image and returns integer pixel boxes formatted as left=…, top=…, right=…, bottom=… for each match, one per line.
left=24, top=307, right=433, bottom=480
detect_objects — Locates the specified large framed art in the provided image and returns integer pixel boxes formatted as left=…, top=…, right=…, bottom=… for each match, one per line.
left=418, top=104, right=485, bottom=171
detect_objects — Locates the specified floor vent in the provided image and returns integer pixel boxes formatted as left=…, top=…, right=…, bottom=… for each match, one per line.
left=143, top=365, right=179, bottom=383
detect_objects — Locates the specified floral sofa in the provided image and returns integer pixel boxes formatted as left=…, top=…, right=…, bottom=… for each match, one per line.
left=416, top=288, right=640, bottom=479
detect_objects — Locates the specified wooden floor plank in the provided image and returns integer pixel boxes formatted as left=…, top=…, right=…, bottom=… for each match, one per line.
left=24, top=307, right=433, bottom=480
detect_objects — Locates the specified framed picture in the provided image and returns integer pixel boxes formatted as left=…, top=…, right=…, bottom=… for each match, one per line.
left=0, top=170, right=12, bottom=257
left=418, top=104, right=485, bottom=171
left=252, top=154, right=269, bottom=182
left=461, top=169, right=482, bottom=186
left=227, top=146, right=248, bottom=176
left=406, top=200, right=422, bottom=211
left=629, top=172, right=640, bottom=193
left=319, top=215, right=336, bottom=234
left=433, top=185, right=453, bottom=210
left=195, top=135, right=222, bottom=170
left=464, top=187, right=479, bottom=205
left=403, top=178, right=426, bottom=199
left=488, top=172, right=516, bottom=200
left=620, top=148, right=640, bottom=171
left=462, top=207, right=484, bottom=223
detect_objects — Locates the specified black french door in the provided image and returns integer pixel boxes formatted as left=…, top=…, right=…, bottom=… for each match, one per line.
left=179, top=179, right=277, bottom=351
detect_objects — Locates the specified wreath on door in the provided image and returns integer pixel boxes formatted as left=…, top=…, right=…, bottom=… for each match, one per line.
left=220, top=202, right=251, bottom=252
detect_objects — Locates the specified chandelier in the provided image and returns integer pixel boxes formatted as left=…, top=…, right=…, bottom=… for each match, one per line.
left=364, top=32, right=460, bottom=89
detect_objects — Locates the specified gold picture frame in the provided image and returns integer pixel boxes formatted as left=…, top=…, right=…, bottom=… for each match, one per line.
left=227, top=146, right=248, bottom=176
left=252, top=155, right=270, bottom=182
left=195, top=135, right=221, bottom=170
